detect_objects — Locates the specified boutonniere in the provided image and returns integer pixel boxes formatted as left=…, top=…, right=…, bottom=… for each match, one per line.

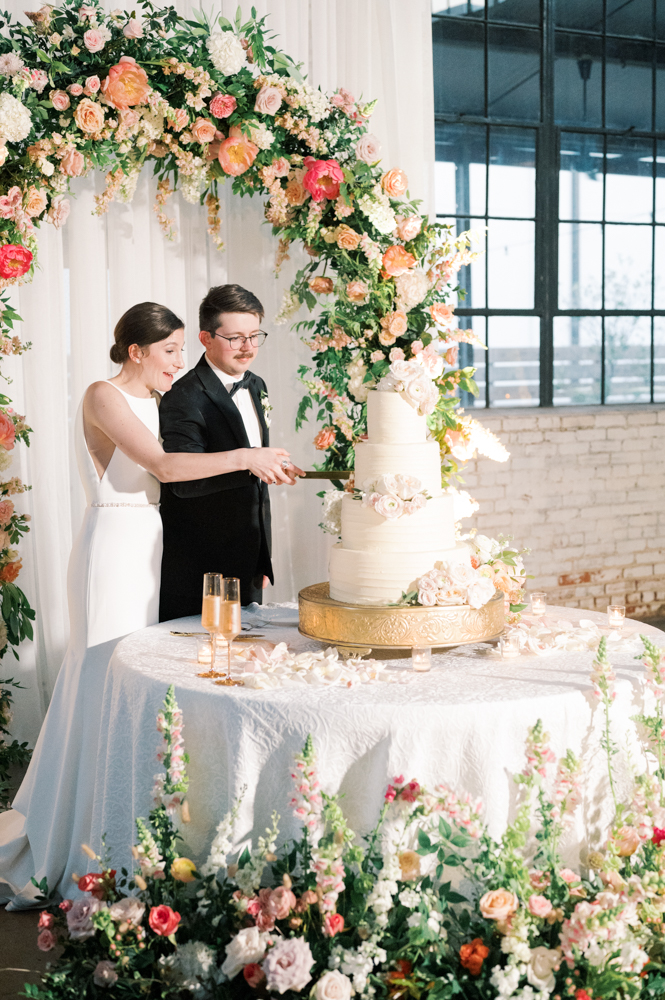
left=260, top=390, right=272, bottom=427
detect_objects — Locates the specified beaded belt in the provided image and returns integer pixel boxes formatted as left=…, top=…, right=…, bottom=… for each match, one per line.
left=90, top=502, right=160, bottom=508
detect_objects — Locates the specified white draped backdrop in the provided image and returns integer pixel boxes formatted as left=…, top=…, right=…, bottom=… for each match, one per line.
left=4, top=0, right=435, bottom=745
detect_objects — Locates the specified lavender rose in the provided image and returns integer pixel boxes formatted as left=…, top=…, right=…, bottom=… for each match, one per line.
left=262, top=937, right=314, bottom=994
left=109, top=895, right=145, bottom=924
left=66, top=897, right=105, bottom=940
left=93, top=961, right=118, bottom=988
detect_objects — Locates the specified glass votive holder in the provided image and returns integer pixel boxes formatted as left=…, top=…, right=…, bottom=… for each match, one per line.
left=411, top=646, right=432, bottom=672
left=530, top=592, right=547, bottom=617
left=196, top=635, right=213, bottom=664
left=608, top=605, right=626, bottom=629
left=499, top=632, right=521, bottom=659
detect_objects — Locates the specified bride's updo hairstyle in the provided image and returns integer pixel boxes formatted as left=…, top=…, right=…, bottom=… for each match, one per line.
left=110, top=302, right=184, bottom=365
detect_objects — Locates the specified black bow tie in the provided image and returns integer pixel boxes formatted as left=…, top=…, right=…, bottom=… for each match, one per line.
left=227, top=372, right=251, bottom=397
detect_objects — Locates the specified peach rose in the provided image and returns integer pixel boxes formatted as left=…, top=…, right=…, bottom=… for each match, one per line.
left=210, top=92, right=236, bottom=119
left=74, top=98, right=105, bottom=134
left=84, top=75, right=100, bottom=95
left=255, top=84, right=282, bottom=116
left=346, top=280, right=368, bottom=304
left=102, top=56, right=151, bottom=111
left=0, top=412, right=15, bottom=450
left=613, top=826, right=641, bottom=857
left=382, top=168, right=408, bottom=197
left=398, top=850, right=421, bottom=881
left=382, top=244, right=416, bottom=277
left=83, top=28, right=105, bottom=52
left=285, top=170, right=309, bottom=206
left=336, top=224, right=360, bottom=251
left=478, top=888, right=519, bottom=921
left=309, top=276, right=334, bottom=294
left=49, top=89, right=70, bottom=111
left=527, top=894, right=553, bottom=918
left=430, top=302, right=455, bottom=328
left=314, top=426, right=336, bottom=450
left=24, top=187, right=47, bottom=218
left=191, top=117, right=216, bottom=144
left=61, top=148, right=85, bottom=177
left=379, top=310, right=408, bottom=346
left=396, top=215, right=422, bottom=241
left=218, top=131, right=258, bottom=176
left=0, top=559, right=21, bottom=583
left=389, top=347, right=405, bottom=361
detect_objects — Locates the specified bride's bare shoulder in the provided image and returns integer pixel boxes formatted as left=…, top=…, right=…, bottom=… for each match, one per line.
left=83, top=381, right=126, bottom=413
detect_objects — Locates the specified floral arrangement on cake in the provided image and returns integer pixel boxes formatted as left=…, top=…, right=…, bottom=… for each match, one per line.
left=27, top=637, right=665, bottom=1000
left=375, top=359, right=441, bottom=418
left=358, top=473, right=429, bottom=520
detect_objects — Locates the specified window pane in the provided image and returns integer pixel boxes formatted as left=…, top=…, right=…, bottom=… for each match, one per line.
left=435, top=122, right=487, bottom=217
left=656, top=46, right=665, bottom=130
left=488, top=126, right=536, bottom=217
left=488, top=26, right=540, bottom=120
left=488, top=316, right=540, bottom=407
left=554, top=34, right=603, bottom=127
left=432, top=2, right=484, bottom=14
left=487, top=219, right=534, bottom=307
left=655, top=317, right=665, bottom=400
left=433, top=17, right=485, bottom=116
left=558, top=222, right=602, bottom=309
left=458, top=317, right=487, bottom=408
left=655, top=139, right=665, bottom=220
left=606, top=0, right=655, bottom=37
left=488, top=0, right=540, bottom=24
left=653, top=226, right=665, bottom=306
left=604, top=224, right=653, bottom=309
left=605, top=137, right=654, bottom=223
left=605, top=317, right=652, bottom=404
left=559, top=132, right=604, bottom=221
left=553, top=317, right=602, bottom=406
left=605, top=38, right=654, bottom=131
left=555, top=0, right=602, bottom=31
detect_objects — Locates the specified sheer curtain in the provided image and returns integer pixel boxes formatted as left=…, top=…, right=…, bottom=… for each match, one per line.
left=6, top=0, right=434, bottom=743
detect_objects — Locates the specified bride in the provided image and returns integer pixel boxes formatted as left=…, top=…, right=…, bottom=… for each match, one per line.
left=0, top=301, right=299, bottom=908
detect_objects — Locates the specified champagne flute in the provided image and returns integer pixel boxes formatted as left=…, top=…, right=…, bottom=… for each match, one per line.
left=216, top=577, right=242, bottom=687
left=201, top=572, right=222, bottom=678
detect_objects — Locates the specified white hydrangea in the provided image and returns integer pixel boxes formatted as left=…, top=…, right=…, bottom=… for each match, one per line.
left=249, top=122, right=274, bottom=149
left=161, top=941, right=222, bottom=996
left=490, top=964, right=522, bottom=998
left=0, top=93, right=31, bottom=143
left=0, top=53, right=24, bottom=77
left=357, top=185, right=396, bottom=235
left=330, top=940, right=387, bottom=995
left=206, top=31, right=245, bottom=76
left=320, top=489, right=344, bottom=536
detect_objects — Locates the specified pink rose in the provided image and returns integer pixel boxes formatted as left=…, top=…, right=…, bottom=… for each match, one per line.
left=191, top=117, right=216, bottom=144
left=93, top=960, right=118, bottom=987
left=84, top=75, right=100, bottom=95
left=60, top=148, right=85, bottom=177
left=0, top=187, right=21, bottom=220
left=38, top=911, right=54, bottom=929
left=479, top=889, right=519, bottom=922
left=266, top=885, right=296, bottom=920
left=559, top=868, right=581, bottom=884
left=47, top=196, right=70, bottom=230
left=37, top=928, right=56, bottom=951
left=67, top=83, right=83, bottom=96
left=50, top=89, right=70, bottom=111
left=389, top=347, right=405, bottom=361
left=123, top=18, right=143, bottom=38
left=411, top=339, right=424, bottom=355
left=396, top=215, right=422, bottom=241
left=323, top=913, right=344, bottom=937
left=355, top=132, right=381, bottom=164
left=263, top=937, right=314, bottom=994
left=528, top=894, right=553, bottom=918
left=303, top=157, right=344, bottom=202
left=210, top=92, right=236, bottom=119
left=83, top=29, right=105, bottom=52
left=418, top=588, right=437, bottom=607
left=254, top=84, right=282, bottom=116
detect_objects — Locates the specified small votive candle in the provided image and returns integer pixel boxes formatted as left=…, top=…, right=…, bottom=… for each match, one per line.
left=500, top=632, right=521, bottom=658
left=412, top=646, right=432, bottom=672
left=530, top=592, right=547, bottom=617
left=608, top=605, right=626, bottom=629
left=196, top=636, right=213, bottom=664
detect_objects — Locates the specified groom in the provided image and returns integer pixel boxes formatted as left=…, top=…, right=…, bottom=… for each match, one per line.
left=158, top=284, right=299, bottom=619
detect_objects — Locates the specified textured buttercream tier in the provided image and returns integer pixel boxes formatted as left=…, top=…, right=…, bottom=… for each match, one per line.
left=340, top=494, right=455, bottom=553
left=367, top=391, right=426, bottom=443
left=329, top=542, right=471, bottom=605
left=354, top=440, right=442, bottom=497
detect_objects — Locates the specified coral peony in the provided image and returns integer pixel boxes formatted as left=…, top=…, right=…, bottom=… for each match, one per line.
left=148, top=904, right=181, bottom=936
left=314, top=427, right=336, bottom=450
left=102, top=56, right=151, bottom=111
left=60, top=148, right=85, bottom=177
left=382, top=244, right=416, bottom=277
left=309, top=276, right=334, bottom=294
left=73, top=98, right=105, bottom=134
left=210, top=92, right=236, bottom=119
left=218, top=131, right=258, bottom=176
left=459, top=938, right=489, bottom=976
left=191, top=117, right=216, bottom=144
left=303, top=157, right=343, bottom=201
left=0, top=244, right=32, bottom=280
left=382, top=168, right=409, bottom=197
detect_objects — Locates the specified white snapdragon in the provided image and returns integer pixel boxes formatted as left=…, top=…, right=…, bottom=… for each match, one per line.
left=199, top=794, right=242, bottom=877
left=366, top=878, right=398, bottom=927
left=357, top=185, right=396, bottom=235
left=233, top=813, right=279, bottom=895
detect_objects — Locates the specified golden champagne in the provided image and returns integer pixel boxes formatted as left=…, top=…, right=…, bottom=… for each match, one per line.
left=218, top=601, right=241, bottom=641
left=201, top=594, right=221, bottom=632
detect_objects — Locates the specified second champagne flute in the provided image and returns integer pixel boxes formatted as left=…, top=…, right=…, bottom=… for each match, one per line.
left=216, top=577, right=242, bottom=687
left=201, top=572, right=222, bottom=678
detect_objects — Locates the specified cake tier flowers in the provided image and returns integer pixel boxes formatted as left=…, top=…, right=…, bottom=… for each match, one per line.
left=359, top=473, right=429, bottom=519
left=376, top=359, right=440, bottom=417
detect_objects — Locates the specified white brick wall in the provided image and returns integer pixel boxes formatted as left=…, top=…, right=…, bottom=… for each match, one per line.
left=462, top=405, right=665, bottom=620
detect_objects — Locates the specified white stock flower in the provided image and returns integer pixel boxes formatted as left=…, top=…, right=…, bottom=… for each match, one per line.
left=0, top=93, right=31, bottom=143
left=357, top=185, right=396, bottom=235
left=398, top=888, right=421, bottom=908
left=206, top=31, right=245, bottom=76
left=221, top=927, right=269, bottom=980
left=490, top=964, right=521, bottom=998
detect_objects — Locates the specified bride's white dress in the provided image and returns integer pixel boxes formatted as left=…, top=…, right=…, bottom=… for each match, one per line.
left=0, top=383, right=162, bottom=908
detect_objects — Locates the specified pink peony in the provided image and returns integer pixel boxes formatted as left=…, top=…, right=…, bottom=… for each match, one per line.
left=49, top=89, right=70, bottom=111
left=123, top=18, right=143, bottom=38
left=255, top=85, right=282, bottom=116
left=102, top=56, right=150, bottom=111
left=528, top=894, right=553, bottom=918
left=67, top=83, right=84, bottom=96
left=60, top=148, right=85, bottom=177
left=355, top=133, right=381, bottom=164
left=262, top=936, right=314, bottom=994
left=210, top=92, right=236, bottom=118
left=302, top=157, right=343, bottom=202
left=37, top=928, right=56, bottom=951
left=83, top=29, right=105, bottom=52
left=84, top=75, right=100, bottom=95
left=93, top=960, right=118, bottom=987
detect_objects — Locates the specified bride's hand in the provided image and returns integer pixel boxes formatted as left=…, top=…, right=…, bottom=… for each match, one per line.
left=244, top=448, right=296, bottom=485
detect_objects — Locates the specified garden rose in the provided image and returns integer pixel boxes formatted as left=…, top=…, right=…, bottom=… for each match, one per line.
left=613, top=825, right=641, bottom=857
left=210, top=92, right=236, bottom=118
left=398, top=849, right=421, bottom=880
left=382, top=245, right=416, bottom=277
left=430, top=302, right=455, bottom=328
left=285, top=169, right=309, bottom=206
left=396, top=215, right=422, bottom=241
left=467, top=577, right=497, bottom=609
left=123, top=18, right=143, bottom=38
left=47, top=196, right=70, bottom=230
left=84, top=75, right=100, bottom=95
left=389, top=347, right=405, bottom=362
left=528, top=894, right=553, bottom=918
left=355, top=132, right=381, bottom=164
left=479, top=888, right=519, bottom=921
left=309, top=276, right=334, bottom=294
left=382, top=168, right=408, bottom=197
left=315, top=971, right=353, bottom=1000
left=373, top=494, right=404, bottom=519
left=83, top=28, right=105, bottom=52
left=314, top=427, right=336, bottom=450
left=109, top=896, right=145, bottom=923
left=102, top=56, right=151, bottom=111
left=49, top=89, right=69, bottom=111
left=0, top=244, right=33, bottom=280
left=255, top=84, right=282, bottom=115
left=303, top=157, right=343, bottom=201
left=37, top=928, right=57, bottom=951
left=60, top=148, right=85, bottom=177
left=222, top=926, right=270, bottom=979
left=323, top=912, right=344, bottom=937
left=66, top=896, right=105, bottom=940
left=38, top=911, right=54, bottom=929
left=459, top=938, right=489, bottom=976
left=418, top=588, right=437, bottom=606
left=346, top=280, right=368, bottom=304
left=336, top=224, right=360, bottom=251
left=191, top=117, right=216, bottom=144
left=244, top=963, right=266, bottom=987
left=266, top=885, right=297, bottom=919
left=0, top=560, right=21, bottom=583
left=378, top=310, right=408, bottom=345
left=526, top=947, right=560, bottom=991
left=74, top=98, right=105, bottom=134
left=24, top=186, right=47, bottom=217
left=170, top=857, right=197, bottom=882
left=148, top=904, right=181, bottom=936
left=93, top=960, right=118, bottom=988
left=218, top=131, right=259, bottom=176
left=67, top=83, right=83, bottom=96
left=262, top=936, right=314, bottom=994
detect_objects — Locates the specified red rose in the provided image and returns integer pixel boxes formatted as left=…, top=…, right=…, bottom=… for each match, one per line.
left=78, top=870, right=116, bottom=899
left=148, top=904, right=181, bottom=936
left=323, top=912, right=344, bottom=937
left=0, top=244, right=33, bottom=280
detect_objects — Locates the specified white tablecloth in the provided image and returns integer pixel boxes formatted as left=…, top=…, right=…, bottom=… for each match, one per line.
left=89, top=606, right=664, bottom=876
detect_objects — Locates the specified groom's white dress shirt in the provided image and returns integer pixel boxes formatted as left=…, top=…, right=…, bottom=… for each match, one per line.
left=205, top=355, right=262, bottom=449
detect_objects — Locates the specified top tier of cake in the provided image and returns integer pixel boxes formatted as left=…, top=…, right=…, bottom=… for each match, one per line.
left=367, top=390, right=427, bottom=444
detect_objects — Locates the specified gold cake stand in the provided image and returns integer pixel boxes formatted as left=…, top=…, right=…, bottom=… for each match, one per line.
left=298, top=583, right=505, bottom=656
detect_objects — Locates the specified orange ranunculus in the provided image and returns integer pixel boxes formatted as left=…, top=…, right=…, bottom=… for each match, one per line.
left=0, top=559, right=21, bottom=583
left=382, top=168, right=408, bottom=197
left=459, top=938, right=489, bottom=977
left=430, top=302, right=455, bottom=327
left=309, top=277, right=334, bottom=294
left=314, top=427, right=336, bottom=450
left=102, top=56, right=151, bottom=111
left=218, top=131, right=259, bottom=176
left=73, top=98, right=105, bottom=134
left=382, top=245, right=416, bottom=277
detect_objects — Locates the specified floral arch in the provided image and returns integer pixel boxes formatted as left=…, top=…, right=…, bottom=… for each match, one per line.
left=0, top=1, right=505, bottom=659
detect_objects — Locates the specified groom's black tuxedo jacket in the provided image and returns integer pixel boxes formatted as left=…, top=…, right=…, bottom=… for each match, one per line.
left=158, top=353, right=272, bottom=620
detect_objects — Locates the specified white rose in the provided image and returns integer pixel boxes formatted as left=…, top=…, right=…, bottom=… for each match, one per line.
left=526, top=946, right=560, bottom=992
left=355, top=133, right=382, bottom=165
left=221, top=926, right=269, bottom=980
left=417, top=574, right=438, bottom=593
left=418, top=588, right=437, bottom=607
left=373, top=494, right=404, bottom=519
left=315, top=970, right=353, bottom=1000
left=108, top=896, right=145, bottom=924
left=206, top=31, right=246, bottom=75
left=394, top=269, right=429, bottom=311
left=390, top=359, right=420, bottom=382
left=466, top=576, right=496, bottom=609
left=474, top=534, right=495, bottom=563
left=445, top=561, right=477, bottom=587
left=404, top=377, right=429, bottom=407
left=374, top=473, right=400, bottom=496
left=393, top=474, right=422, bottom=500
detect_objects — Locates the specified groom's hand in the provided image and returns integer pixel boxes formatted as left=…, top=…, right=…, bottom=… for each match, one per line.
left=279, top=460, right=305, bottom=485
left=244, top=447, right=297, bottom=485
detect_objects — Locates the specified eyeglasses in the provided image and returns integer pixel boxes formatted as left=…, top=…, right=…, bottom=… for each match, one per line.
left=212, top=332, right=268, bottom=349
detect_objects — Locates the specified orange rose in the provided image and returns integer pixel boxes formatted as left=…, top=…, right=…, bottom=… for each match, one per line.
left=336, top=224, right=360, bottom=251
left=191, top=117, right=216, bottom=144
left=459, top=938, right=489, bottom=977
left=430, top=302, right=455, bottom=327
left=0, top=559, right=21, bottom=583
left=24, top=187, right=47, bottom=218
left=382, top=244, right=416, bottom=277
left=102, top=56, right=151, bottom=111
left=346, top=280, right=368, bottom=304
left=379, top=310, right=408, bottom=346
left=382, top=168, right=408, bottom=197
left=314, top=427, right=336, bottom=450
left=398, top=850, right=421, bottom=881
left=309, top=277, right=334, bottom=294
left=74, top=98, right=105, bottom=134
left=479, top=888, right=519, bottom=921
left=218, top=131, right=258, bottom=176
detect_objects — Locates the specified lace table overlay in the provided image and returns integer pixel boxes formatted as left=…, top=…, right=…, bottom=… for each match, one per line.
left=89, top=605, right=664, bottom=881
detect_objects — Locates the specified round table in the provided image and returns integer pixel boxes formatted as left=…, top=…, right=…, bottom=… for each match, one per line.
left=89, top=606, right=664, bottom=877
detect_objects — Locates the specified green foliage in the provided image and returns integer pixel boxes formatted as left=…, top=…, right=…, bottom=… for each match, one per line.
left=0, top=675, right=31, bottom=808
